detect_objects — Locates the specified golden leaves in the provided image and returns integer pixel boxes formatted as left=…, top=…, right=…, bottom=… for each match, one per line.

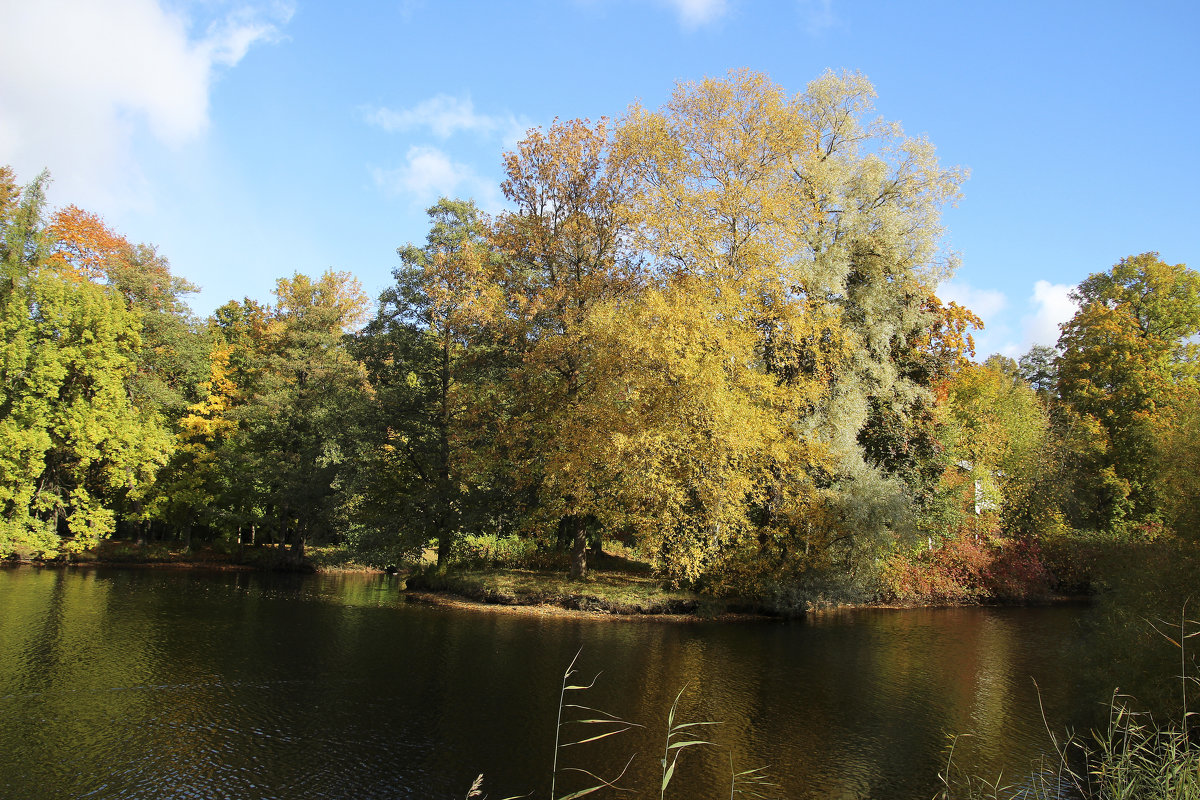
left=273, top=270, right=371, bottom=334
left=46, top=205, right=132, bottom=282
left=616, top=69, right=818, bottom=292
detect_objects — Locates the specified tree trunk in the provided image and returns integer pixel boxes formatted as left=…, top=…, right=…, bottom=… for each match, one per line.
left=569, top=520, right=588, bottom=580
left=435, top=328, right=454, bottom=571
left=290, top=522, right=305, bottom=565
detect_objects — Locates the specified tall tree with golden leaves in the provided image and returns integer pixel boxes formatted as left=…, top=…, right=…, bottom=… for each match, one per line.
left=615, top=70, right=970, bottom=590
left=1057, top=253, right=1200, bottom=528
left=493, top=118, right=644, bottom=578
left=612, top=70, right=849, bottom=587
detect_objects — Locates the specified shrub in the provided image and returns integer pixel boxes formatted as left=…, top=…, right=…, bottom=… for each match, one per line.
left=882, top=531, right=1052, bottom=604
left=451, top=533, right=569, bottom=571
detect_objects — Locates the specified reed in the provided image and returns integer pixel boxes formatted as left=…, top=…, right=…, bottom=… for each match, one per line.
left=467, top=651, right=777, bottom=800
left=939, top=606, right=1200, bottom=800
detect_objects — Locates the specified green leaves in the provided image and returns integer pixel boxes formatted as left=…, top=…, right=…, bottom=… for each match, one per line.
left=1058, top=253, right=1200, bottom=527
left=0, top=176, right=172, bottom=555
left=729, top=761, right=779, bottom=800
left=551, top=649, right=639, bottom=800
left=659, top=683, right=718, bottom=798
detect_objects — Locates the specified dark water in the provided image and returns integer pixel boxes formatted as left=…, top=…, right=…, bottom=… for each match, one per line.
left=0, top=567, right=1113, bottom=799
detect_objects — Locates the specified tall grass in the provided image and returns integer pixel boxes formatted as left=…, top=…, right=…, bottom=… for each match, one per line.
left=939, top=607, right=1200, bottom=800
left=939, top=702, right=1199, bottom=799
left=469, top=651, right=777, bottom=800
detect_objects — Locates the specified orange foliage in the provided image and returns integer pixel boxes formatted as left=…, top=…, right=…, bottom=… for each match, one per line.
left=882, top=526, right=1053, bottom=603
left=920, top=295, right=984, bottom=378
left=47, top=205, right=132, bottom=282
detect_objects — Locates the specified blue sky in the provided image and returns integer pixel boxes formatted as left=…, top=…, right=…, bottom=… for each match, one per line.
left=2, top=0, right=1196, bottom=358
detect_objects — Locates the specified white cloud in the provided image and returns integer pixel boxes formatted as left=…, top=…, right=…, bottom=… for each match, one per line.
left=945, top=279, right=1080, bottom=359
left=937, top=280, right=1008, bottom=320
left=576, top=0, right=729, bottom=29
left=372, top=145, right=503, bottom=211
left=663, top=0, right=729, bottom=27
left=364, top=94, right=531, bottom=146
left=1019, top=280, right=1078, bottom=350
left=204, top=5, right=291, bottom=68
left=0, top=0, right=291, bottom=208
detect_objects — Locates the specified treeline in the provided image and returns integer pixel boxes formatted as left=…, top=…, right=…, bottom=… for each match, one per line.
left=2, top=71, right=1197, bottom=602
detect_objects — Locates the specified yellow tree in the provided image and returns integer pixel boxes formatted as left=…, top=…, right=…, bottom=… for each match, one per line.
left=149, top=342, right=240, bottom=543
left=942, top=361, right=1058, bottom=538
left=613, top=70, right=853, bottom=588
left=615, top=70, right=970, bottom=590
left=179, top=299, right=274, bottom=541
left=1057, top=253, right=1200, bottom=527
left=492, top=118, right=643, bottom=578
left=1153, top=385, right=1200, bottom=539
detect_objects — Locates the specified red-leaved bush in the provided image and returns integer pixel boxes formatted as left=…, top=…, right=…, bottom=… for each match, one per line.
left=883, top=526, right=1052, bottom=604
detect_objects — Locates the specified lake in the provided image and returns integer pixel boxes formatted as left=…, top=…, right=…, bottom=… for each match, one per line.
left=0, top=567, right=1111, bottom=799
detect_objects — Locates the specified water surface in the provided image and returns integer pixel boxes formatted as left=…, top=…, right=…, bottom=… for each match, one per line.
left=0, top=567, right=1106, bottom=799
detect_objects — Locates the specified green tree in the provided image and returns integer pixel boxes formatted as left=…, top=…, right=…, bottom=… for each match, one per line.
left=1056, top=253, right=1200, bottom=527
left=353, top=198, right=504, bottom=566
left=248, top=271, right=371, bottom=561
left=163, top=279, right=371, bottom=557
left=1018, top=344, right=1058, bottom=399
left=0, top=169, right=171, bottom=556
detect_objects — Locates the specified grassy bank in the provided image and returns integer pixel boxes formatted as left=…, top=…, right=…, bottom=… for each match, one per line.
left=403, top=566, right=760, bottom=617
left=400, top=536, right=791, bottom=618
left=5, top=540, right=381, bottom=573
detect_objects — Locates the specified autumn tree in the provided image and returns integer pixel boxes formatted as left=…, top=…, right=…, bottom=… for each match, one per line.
left=1056, top=253, right=1200, bottom=527
left=152, top=340, right=242, bottom=544
left=942, top=361, right=1060, bottom=539
left=611, top=70, right=845, bottom=587
left=861, top=295, right=981, bottom=518
left=613, top=71, right=971, bottom=591
left=147, top=295, right=273, bottom=547
left=46, top=205, right=131, bottom=282
left=45, top=205, right=208, bottom=537
left=1152, top=385, right=1200, bottom=540
left=492, top=118, right=644, bottom=578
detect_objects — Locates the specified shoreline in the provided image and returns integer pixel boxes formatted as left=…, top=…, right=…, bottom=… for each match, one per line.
left=401, top=584, right=1088, bottom=621
left=2, top=557, right=1089, bottom=621
left=401, top=589, right=778, bottom=623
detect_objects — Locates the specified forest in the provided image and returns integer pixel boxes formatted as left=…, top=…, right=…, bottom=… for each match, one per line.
left=2, top=70, right=1198, bottom=609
